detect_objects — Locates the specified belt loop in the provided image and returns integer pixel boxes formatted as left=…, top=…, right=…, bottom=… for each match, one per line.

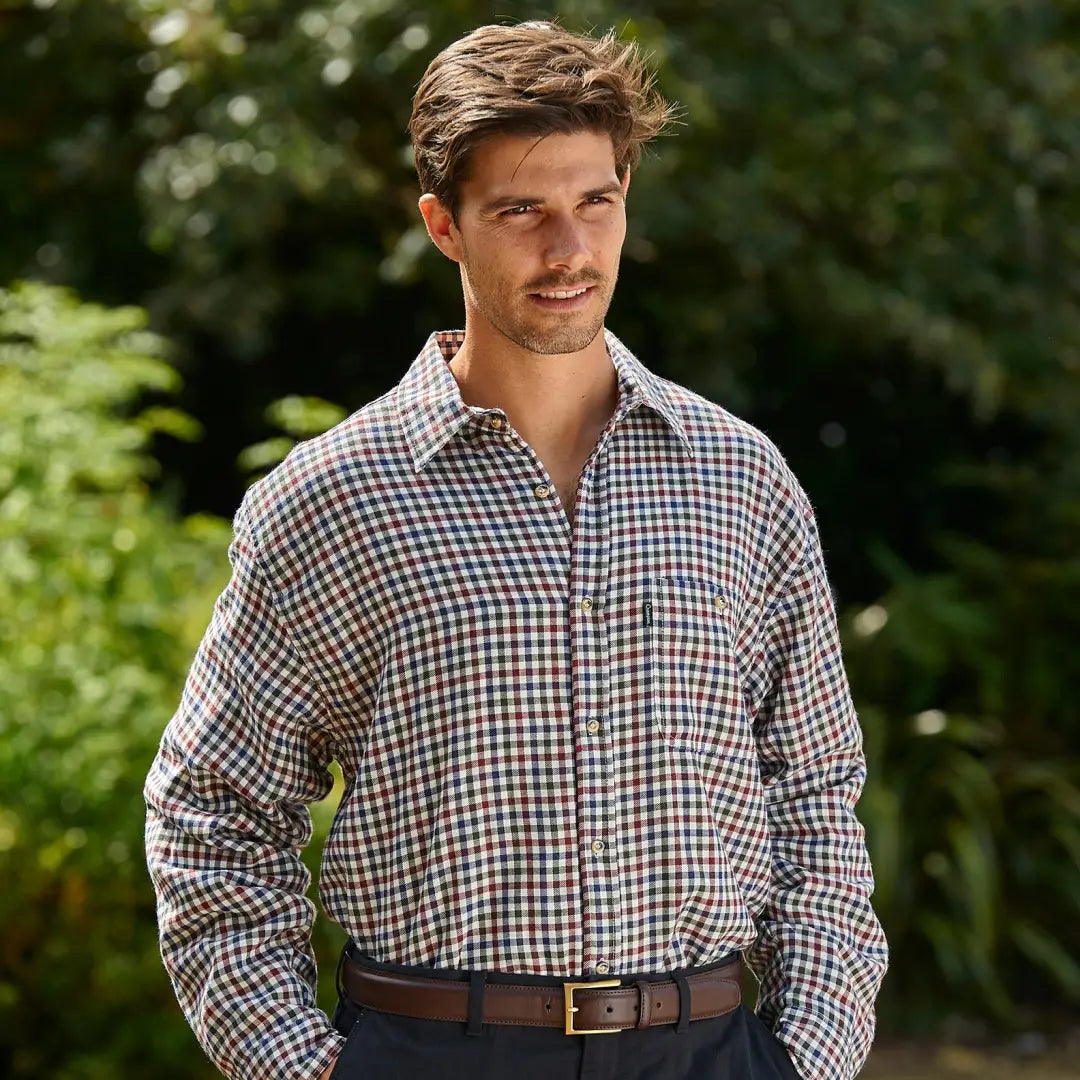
left=673, top=972, right=691, bottom=1034
left=466, top=970, right=487, bottom=1036
left=334, top=943, right=350, bottom=1000
left=634, top=980, right=655, bottom=1029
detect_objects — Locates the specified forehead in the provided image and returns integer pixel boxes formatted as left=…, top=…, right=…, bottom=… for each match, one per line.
left=459, top=130, right=620, bottom=204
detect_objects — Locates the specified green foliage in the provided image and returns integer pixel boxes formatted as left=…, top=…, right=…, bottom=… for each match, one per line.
left=0, top=282, right=229, bottom=1079
left=238, top=394, right=347, bottom=480
left=847, top=549, right=1080, bottom=1030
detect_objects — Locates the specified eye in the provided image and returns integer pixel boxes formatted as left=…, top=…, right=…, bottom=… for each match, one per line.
left=500, top=204, right=535, bottom=217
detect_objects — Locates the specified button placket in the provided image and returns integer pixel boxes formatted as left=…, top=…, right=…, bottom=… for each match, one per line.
left=565, top=451, right=620, bottom=979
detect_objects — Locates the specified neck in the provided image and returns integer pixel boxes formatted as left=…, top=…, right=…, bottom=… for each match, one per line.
left=448, top=322, right=618, bottom=465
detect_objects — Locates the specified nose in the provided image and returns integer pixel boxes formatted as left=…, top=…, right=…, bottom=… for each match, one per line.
left=543, top=214, right=590, bottom=273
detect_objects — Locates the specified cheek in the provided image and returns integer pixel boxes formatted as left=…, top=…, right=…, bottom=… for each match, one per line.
left=461, top=245, right=519, bottom=300
left=482, top=240, right=532, bottom=281
left=608, top=216, right=628, bottom=250
left=587, top=215, right=626, bottom=259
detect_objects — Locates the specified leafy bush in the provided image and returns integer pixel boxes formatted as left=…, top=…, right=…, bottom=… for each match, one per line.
left=0, top=282, right=230, bottom=1079
left=848, top=556, right=1080, bottom=1032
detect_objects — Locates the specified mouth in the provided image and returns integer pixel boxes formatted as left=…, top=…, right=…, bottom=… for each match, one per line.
left=528, top=284, right=596, bottom=310
left=534, top=286, right=590, bottom=300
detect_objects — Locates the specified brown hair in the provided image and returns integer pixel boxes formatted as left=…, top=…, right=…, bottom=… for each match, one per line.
left=409, top=21, right=674, bottom=216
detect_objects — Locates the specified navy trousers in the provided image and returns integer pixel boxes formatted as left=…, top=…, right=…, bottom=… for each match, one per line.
left=328, top=953, right=802, bottom=1080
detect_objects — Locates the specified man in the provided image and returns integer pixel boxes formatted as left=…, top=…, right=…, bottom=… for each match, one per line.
left=145, top=20, right=888, bottom=1080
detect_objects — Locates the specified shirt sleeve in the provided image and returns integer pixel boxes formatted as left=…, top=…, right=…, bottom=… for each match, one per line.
left=742, top=497, right=889, bottom=1080
left=144, top=498, right=345, bottom=1080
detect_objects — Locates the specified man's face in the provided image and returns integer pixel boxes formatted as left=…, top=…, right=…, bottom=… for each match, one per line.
left=431, top=130, right=629, bottom=357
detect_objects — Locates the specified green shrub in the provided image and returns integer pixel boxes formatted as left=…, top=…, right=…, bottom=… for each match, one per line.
left=848, top=557, right=1080, bottom=1031
left=0, top=282, right=230, bottom=1079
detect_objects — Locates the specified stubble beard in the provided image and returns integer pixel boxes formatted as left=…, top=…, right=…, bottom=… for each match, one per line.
left=511, top=306, right=607, bottom=356
left=463, top=255, right=615, bottom=357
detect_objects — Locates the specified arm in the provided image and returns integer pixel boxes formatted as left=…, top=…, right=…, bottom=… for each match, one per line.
left=743, top=498, right=889, bottom=1080
left=144, top=501, right=345, bottom=1080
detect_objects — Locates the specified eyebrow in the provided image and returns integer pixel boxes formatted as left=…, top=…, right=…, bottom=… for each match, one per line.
left=480, top=184, right=625, bottom=214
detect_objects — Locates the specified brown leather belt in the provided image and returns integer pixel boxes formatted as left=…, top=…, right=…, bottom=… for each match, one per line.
left=342, top=955, right=742, bottom=1034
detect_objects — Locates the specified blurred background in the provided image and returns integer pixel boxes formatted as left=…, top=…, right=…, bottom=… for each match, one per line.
left=1, top=0, right=1079, bottom=1077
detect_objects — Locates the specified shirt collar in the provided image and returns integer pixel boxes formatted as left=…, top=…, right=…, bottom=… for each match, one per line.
left=603, top=329, right=694, bottom=457
left=396, top=329, right=693, bottom=472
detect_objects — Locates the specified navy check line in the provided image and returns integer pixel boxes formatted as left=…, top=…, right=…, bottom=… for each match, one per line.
left=145, top=329, right=888, bottom=1080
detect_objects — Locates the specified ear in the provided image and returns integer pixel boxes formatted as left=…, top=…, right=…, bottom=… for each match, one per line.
left=620, top=169, right=631, bottom=198
left=418, top=194, right=463, bottom=264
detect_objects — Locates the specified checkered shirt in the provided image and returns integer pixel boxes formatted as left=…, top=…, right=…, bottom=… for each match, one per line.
left=145, top=329, right=888, bottom=1080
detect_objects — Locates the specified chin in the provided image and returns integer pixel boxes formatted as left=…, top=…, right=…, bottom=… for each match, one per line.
left=516, top=323, right=606, bottom=357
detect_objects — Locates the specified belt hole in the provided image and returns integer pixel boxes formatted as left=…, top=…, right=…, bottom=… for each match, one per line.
left=606, top=1006, right=613, bottom=1013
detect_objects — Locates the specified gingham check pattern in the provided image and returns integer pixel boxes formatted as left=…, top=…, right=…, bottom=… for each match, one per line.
left=145, top=329, right=888, bottom=1080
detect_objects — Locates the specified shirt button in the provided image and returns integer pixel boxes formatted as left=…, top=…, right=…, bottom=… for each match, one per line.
left=591, top=839, right=606, bottom=855
left=490, top=417, right=504, bottom=430
left=534, top=484, right=552, bottom=499
left=580, top=597, right=593, bottom=612
left=714, top=594, right=728, bottom=611
left=595, top=961, right=611, bottom=975
left=586, top=719, right=601, bottom=735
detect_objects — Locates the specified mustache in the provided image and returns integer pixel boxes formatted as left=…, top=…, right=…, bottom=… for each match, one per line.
left=525, top=270, right=604, bottom=292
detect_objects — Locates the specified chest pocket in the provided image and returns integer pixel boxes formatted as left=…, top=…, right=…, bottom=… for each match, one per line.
left=646, top=576, right=749, bottom=757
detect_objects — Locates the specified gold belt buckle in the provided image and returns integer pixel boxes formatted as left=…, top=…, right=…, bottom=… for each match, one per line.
left=563, top=979, right=622, bottom=1034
